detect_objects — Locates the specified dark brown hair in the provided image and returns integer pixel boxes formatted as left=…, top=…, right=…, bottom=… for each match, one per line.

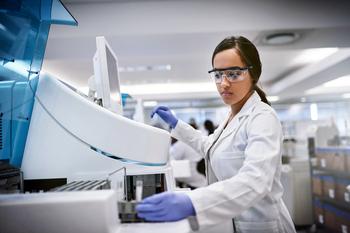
left=212, top=36, right=270, bottom=105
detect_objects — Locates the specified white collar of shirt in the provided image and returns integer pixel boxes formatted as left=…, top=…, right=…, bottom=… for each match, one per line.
left=233, top=91, right=261, bottom=121
left=210, top=91, right=262, bottom=149
left=216, top=91, right=262, bottom=133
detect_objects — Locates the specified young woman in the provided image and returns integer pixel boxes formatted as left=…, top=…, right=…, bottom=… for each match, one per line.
left=136, top=36, right=296, bottom=233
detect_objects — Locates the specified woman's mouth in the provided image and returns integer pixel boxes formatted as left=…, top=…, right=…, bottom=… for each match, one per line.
left=221, top=91, right=233, bottom=97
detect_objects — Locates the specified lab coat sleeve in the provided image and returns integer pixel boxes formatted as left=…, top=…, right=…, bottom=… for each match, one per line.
left=186, top=111, right=282, bottom=228
left=171, top=120, right=214, bottom=157
left=169, top=143, right=185, bottom=160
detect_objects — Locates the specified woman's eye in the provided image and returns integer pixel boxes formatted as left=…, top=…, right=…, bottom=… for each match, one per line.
left=227, top=71, right=241, bottom=79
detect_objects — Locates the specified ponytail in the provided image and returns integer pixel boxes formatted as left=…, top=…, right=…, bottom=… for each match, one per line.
left=254, top=85, right=271, bottom=106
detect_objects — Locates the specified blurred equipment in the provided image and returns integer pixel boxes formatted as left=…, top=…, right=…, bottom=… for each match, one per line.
left=0, top=160, right=23, bottom=194
left=281, top=158, right=313, bottom=226
left=315, top=124, right=339, bottom=147
left=170, top=139, right=206, bottom=189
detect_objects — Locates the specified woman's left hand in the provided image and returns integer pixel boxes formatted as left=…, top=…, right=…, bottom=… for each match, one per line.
left=136, top=192, right=196, bottom=222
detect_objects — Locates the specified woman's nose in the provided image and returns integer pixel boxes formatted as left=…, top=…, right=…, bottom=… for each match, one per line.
left=220, top=75, right=230, bottom=87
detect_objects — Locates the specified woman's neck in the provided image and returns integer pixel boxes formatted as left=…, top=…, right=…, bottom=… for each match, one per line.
left=230, top=90, right=253, bottom=117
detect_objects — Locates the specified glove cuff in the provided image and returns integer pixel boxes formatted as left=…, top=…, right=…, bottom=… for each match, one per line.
left=169, top=119, right=178, bottom=129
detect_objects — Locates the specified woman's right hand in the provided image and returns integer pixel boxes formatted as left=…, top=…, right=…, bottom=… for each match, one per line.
left=151, top=106, right=178, bottom=129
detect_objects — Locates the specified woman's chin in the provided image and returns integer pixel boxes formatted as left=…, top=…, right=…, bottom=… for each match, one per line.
left=221, top=97, right=235, bottom=105
left=221, top=95, right=243, bottom=106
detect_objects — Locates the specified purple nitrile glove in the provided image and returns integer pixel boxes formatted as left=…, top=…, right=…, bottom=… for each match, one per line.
left=136, top=192, right=196, bottom=222
left=151, top=106, right=178, bottom=129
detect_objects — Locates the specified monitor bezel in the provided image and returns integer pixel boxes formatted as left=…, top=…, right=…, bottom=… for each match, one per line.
left=93, top=36, right=123, bottom=115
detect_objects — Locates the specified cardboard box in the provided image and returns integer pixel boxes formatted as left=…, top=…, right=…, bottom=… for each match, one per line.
left=331, top=150, right=346, bottom=171
left=315, top=148, right=329, bottom=169
left=324, top=204, right=338, bottom=231
left=336, top=178, right=350, bottom=204
left=313, top=200, right=325, bottom=225
left=316, top=147, right=347, bottom=171
left=335, top=210, right=350, bottom=233
left=312, top=175, right=323, bottom=196
left=323, top=176, right=336, bottom=199
left=345, top=148, right=350, bottom=173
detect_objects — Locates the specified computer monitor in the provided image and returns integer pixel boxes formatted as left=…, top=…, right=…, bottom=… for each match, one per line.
left=93, top=36, right=123, bottom=115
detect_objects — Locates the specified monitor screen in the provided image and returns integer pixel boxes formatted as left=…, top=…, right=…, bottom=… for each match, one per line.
left=93, top=36, right=123, bottom=115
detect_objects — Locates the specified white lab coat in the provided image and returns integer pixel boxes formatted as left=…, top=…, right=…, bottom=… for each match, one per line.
left=171, top=92, right=296, bottom=233
left=170, top=140, right=207, bottom=188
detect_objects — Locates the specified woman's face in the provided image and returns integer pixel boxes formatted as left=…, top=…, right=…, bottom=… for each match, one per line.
left=213, top=48, right=253, bottom=106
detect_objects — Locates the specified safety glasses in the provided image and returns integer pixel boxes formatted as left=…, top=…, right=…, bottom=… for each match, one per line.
left=208, top=66, right=252, bottom=84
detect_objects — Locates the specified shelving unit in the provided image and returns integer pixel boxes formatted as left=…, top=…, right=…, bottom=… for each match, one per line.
left=310, top=147, right=350, bottom=233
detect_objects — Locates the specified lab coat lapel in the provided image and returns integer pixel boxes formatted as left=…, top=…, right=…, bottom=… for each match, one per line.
left=217, top=116, right=241, bottom=143
left=204, top=115, right=231, bottom=184
left=211, top=92, right=261, bottom=150
left=204, top=114, right=230, bottom=156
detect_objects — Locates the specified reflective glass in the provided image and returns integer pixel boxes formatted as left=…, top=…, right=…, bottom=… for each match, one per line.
left=208, top=67, right=251, bottom=84
left=0, top=0, right=77, bottom=167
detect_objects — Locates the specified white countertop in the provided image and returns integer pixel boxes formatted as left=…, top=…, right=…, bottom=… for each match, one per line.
left=117, top=220, right=191, bottom=233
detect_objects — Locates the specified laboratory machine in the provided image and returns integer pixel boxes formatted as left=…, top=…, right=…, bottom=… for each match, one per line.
left=0, top=1, right=197, bottom=233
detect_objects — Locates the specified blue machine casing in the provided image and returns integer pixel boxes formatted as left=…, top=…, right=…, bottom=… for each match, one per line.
left=0, top=0, right=77, bottom=167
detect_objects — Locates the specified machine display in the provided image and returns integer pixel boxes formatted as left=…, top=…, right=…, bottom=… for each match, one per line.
left=92, top=36, right=123, bottom=115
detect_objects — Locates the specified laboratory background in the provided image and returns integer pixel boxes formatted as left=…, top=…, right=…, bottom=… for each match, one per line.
left=1, top=0, right=350, bottom=233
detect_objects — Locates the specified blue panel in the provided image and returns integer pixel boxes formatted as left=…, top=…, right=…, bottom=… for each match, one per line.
left=0, top=1, right=22, bottom=12
left=0, top=81, right=15, bottom=160
left=10, top=76, right=38, bottom=167
left=0, top=0, right=77, bottom=167
left=29, top=21, right=51, bottom=74
left=50, top=0, right=78, bottom=26
left=0, top=0, right=43, bottom=77
left=0, top=0, right=77, bottom=78
left=121, top=93, right=131, bottom=107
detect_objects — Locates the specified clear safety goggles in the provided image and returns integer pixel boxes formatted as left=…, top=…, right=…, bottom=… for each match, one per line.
left=208, top=66, right=252, bottom=84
